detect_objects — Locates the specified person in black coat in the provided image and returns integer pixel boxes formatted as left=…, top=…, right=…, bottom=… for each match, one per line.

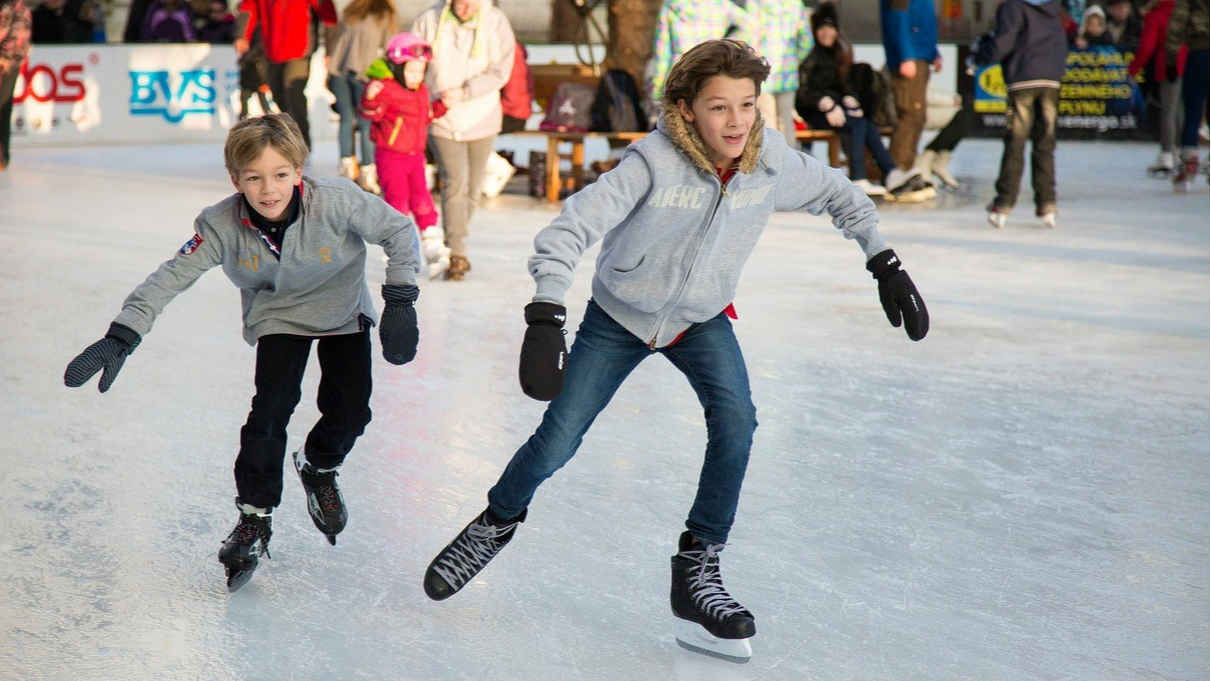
left=794, top=2, right=897, bottom=197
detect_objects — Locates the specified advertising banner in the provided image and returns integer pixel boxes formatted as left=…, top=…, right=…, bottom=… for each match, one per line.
left=11, top=44, right=335, bottom=147
left=969, top=44, right=1149, bottom=140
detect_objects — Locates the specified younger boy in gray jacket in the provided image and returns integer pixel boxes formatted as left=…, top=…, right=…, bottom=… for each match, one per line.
left=64, top=113, right=423, bottom=592
left=421, top=39, right=928, bottom=662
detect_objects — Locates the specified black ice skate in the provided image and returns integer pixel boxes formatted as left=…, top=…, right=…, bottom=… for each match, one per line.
left=423, top=507, right=526, bottom=601
left=218, top=498, right=272, bottom=593
left=293, top=449, right=346, bottom=545
left=670, top=531, right=756, bottom=663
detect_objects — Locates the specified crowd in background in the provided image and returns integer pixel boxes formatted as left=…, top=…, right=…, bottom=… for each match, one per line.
left=1, top=0, right=1207, bottom=209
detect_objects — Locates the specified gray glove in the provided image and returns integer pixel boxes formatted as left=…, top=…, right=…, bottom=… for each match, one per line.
left=64, top=323, right=143, bottom=392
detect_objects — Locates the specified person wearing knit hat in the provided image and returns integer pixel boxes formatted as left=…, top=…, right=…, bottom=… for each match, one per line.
left=796, top=2, right=899, bottom=197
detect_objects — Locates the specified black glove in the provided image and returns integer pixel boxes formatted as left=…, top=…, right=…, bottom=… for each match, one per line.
left=380, top=284, right=419, bottom=365
left=64, top=323, right=143, bottom=393
left=519, top=302, right=568, bottom=401
left=865, top=249, right=929, bottom=341
left=1165, top=63, right=1178, bottom=82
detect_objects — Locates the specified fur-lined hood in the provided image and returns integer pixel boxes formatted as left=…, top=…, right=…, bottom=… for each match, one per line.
left=656, top=103, right=767, bottom=176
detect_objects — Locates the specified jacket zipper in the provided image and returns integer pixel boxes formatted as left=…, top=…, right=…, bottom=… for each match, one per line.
left=647, top=174, right=729, bottom=348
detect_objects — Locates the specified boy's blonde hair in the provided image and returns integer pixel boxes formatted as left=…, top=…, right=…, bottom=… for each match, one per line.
left=661, top=39, right=771, bottom=111
left=224, top=113, right=309, bottom=176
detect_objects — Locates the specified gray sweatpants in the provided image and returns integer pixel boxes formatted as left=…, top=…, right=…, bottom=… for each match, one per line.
left=429, top=134, right=497, bottom=258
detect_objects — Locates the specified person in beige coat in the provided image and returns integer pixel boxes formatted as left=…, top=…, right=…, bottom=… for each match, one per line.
left=412, top=0, right=514, bottom=280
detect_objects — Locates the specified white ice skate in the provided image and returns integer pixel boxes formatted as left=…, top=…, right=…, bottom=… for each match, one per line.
left=987, top=204, right=1009, bottom=229
left=421, top=227, right=451, bottom=280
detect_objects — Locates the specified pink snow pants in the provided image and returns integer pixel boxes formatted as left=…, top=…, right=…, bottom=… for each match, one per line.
left=376, top=149, right=438, bottom=231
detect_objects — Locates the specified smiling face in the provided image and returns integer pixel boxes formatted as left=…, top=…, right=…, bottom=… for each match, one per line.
left=677, top=75, right=758, bottom=170
left=815, top=24, right=838, bottom=48
left=231, top=146, right=301, bottom=221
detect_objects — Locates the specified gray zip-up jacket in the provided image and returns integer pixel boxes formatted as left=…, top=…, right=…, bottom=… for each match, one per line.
left=113, top=176, right=421, bottom=345
left=530, top=108, right=888, bottom=348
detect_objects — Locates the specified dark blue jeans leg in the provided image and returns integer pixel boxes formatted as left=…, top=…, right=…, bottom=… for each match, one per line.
left=1180, top=49, right=1210, bottom=149
left=236, top=334, right=312, bottom=509
left=845, top=116, right=870, bottom=180
left=659, top=314, right=757, bottom=545
left=488, top=300, right=651, bottom=519
left=304, top=329, right=373, bottom=470
left=860, top=116, right=897, bottom=178
left=327, top=73, right=356, bottom=159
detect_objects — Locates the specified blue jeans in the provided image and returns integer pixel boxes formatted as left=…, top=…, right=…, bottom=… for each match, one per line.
left=1180, top=49, right=1209, bottom=149
left=488, top=300, right=758, bottom=545
left=804, top=111, right=894, bottom=181
left=327, top=73, right=373, bottom=161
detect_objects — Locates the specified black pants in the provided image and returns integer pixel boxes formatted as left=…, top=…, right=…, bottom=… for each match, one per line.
left=267, top=57, right=312, bottom=149
left=0, top=66, right=20, bottom=168
left=235, top=330, right=372, bottom=509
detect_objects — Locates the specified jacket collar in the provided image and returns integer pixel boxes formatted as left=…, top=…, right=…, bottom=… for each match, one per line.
left=657, top=102, right=766, bottom=176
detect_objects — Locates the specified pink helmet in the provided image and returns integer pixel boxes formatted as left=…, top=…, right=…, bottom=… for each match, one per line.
left=386, top=32, right=433, bottom=64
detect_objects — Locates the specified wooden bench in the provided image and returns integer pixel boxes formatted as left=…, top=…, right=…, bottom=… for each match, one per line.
left=502, top=127, right=843, bottom=204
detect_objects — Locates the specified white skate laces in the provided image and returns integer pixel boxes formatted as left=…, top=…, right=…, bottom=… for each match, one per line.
left=680, top=542, right=749, bottom=622
left=432, top=516, right=518, bottom=589
left=424, top=508, right=527, bottom=600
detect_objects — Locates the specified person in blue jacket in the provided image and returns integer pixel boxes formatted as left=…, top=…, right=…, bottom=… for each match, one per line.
left=420, top=39, right=929, bottom=662
left=973, top=0, right=1068, bottom=228
left=880, top=0, right=941, bottom=200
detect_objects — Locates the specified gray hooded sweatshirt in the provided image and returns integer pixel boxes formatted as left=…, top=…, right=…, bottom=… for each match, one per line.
left=113, top=176, right=422, bottom=345
left=530, top=109, right=888, bottom=348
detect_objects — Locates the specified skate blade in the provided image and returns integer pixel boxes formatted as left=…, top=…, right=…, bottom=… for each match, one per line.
left=226, top=566, right=256, bottom=593
left=674, top=619, right=752, bottom=664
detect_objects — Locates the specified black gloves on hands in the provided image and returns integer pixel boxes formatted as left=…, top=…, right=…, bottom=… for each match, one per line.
left=380, top=284, right=420, bottom=365
left=64, top=323, right=143, bottom=393
left=866, top=249, right=929, bottom=341
left=519, top=302, right=568, bottom=401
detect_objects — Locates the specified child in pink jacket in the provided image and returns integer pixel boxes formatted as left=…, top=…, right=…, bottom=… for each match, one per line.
left=360, top=32, right=450, bottom=279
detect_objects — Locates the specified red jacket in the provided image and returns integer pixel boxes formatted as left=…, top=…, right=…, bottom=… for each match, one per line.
left=1128, top=0, right=1187, bottom=81
left=239, top=0, right=336, bottom=63
left=360, top=78, right=446, bottom=156
left=500, top=41, right=533, bottom=121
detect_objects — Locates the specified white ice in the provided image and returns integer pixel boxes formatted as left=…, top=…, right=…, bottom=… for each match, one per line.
left=0, top=138, right=1207, bottom=681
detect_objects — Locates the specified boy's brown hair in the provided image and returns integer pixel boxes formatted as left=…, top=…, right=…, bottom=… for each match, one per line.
left=660, top=39, right=771, bottom=111
left=224, top=113, right=310, bottom=176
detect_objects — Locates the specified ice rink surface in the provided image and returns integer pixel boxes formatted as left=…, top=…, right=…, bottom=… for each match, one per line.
left=0, top=136, right=1207, bottom=681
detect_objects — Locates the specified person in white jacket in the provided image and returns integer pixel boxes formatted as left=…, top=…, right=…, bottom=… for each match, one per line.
left=412, top=0, right=514, bottom=280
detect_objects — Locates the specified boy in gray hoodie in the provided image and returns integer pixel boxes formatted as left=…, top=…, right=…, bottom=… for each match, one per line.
left=63, top=113, right=423, bottom=592
left=421, top=40, right=928, bottom=662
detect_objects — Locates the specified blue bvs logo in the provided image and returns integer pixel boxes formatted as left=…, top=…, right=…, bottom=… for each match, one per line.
left=129, top=69, right=216, bottom=123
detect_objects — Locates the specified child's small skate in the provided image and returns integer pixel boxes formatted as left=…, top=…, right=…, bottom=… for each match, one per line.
left=420, top=227, right=451, bottom=280
left=293, top=449, right=346, bottom=545
left=218, top=498, right=272, bottom=592
left=670, top=531, right=756, bottom=663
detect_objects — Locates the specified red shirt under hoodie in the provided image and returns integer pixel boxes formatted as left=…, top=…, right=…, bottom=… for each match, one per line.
left=239, top=0, right=336, bottom=63
left=359, top=78, right=444, bottom=156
